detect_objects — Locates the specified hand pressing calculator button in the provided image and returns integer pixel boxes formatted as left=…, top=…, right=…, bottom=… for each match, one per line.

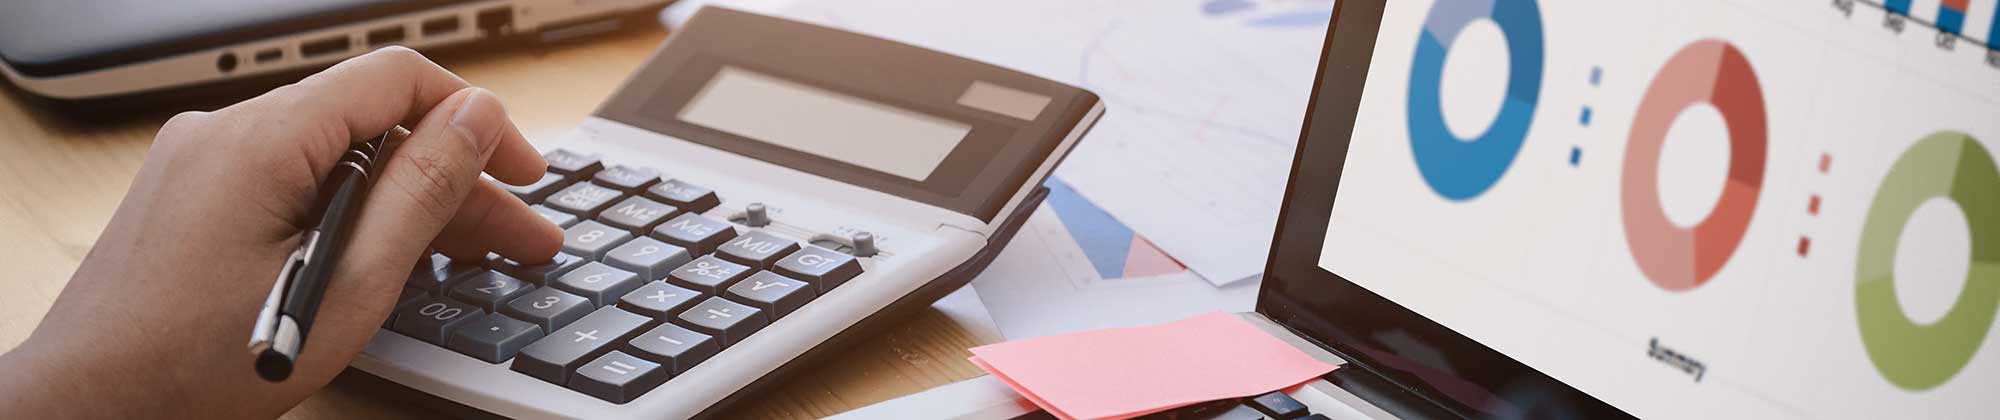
left=354, top=8, right=1100, bottom=416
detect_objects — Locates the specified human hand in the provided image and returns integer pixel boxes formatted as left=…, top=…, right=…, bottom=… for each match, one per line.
left=0, top=47, right=563, bottom=419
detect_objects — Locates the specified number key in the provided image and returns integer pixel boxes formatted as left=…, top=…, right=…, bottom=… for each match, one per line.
left=448, top=271, right=536, bottom=312
left=391, top=297, right=483, bottom=345
left=552, top=262, right=643, bottom=307
left=498, top=172, right=570, bottom=203
left=502, top=287, right=595, bottom=333
left=604, top=237, right=691, bottom=280
left=562, top=220, right=633, bottom=260
left=531, top=204, right=580, bottom=228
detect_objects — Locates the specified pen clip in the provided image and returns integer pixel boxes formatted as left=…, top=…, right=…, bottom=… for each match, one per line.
left=248, top=238, right=311, bottom=354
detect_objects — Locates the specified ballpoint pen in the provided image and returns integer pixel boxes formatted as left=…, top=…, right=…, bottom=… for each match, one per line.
left=248, top=132, right=389, bottom=382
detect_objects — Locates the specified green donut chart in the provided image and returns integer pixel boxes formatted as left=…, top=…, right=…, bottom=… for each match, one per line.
left=1855, top=131, right=2000, bottom=391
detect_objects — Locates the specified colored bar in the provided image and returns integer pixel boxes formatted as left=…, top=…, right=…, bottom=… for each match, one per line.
left=1886, top=0, right=1912, bottom=15
left=1941, top=0, right=1968, bottom=34
left=1990, top=2, right=2000, bottom=48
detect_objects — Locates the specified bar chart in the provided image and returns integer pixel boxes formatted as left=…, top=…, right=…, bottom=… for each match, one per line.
left=1848, top=0, right=2000, bottom=54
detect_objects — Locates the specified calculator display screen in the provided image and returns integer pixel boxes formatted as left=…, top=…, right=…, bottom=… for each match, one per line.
left=678, top=67, right=972, bottom=182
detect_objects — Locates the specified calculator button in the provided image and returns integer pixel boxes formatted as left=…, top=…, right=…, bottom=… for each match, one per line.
left=448, top=271, right=537, bottom=312
left=531, top=205, right=580, bottom=228
left=673, top=297, right=767, bottom=347
left=773, top=245, right=864, bottom=293
left=392, top=297, right=483, bottom=345
left=625, top=323, right=719, bottom=375
left=617, top=281, right=701, bottom=318
left=649, top=213, right=738, bottom=254
left=553, top=262, right=643, bottom=307
left=570, top=351, right=668, bottom=404
left=495, top=253, right=586, bottom=284
left=644, top=180, right=720, bottom=213
left=388, top=287, right=427, bottom=326
left=725, top=272, right=814, bottom=318
left=425, top=252, right=454, bottom=272
left=447, top=313, right=545, bottom=363
left=562, top=220, right=633, bottom=260
left=543, top=149, right=604, bottom=176
left=716, top=230, right=800, bottom=269
left=665, top=256, right=752, bottom=294
left=512, top=307, right=651, bottom=385
left=546, top=182, right=627, bottom=216
left=499, top=172, right=570, bottom=203
left=502, top=287, right=595, bottom=333
left=407, top=264, right=484, bottom=294
left=591, top=165, right=662, bottom=192
left=604, top=237, right=691, bottom=280
left=598, top=197, right=680, bottom=234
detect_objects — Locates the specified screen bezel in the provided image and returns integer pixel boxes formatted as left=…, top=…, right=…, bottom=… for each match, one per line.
left=595, top=7, right=1098, bottom=222
left=1256, top=1, right=1629, bottom=418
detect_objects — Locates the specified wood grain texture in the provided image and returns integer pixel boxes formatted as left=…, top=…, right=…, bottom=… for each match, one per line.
left=0, top=27, right=994, bottom=419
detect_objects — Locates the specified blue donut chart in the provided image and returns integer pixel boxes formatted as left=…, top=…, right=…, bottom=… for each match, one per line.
left=1407, top=0, right=1547, bottom=200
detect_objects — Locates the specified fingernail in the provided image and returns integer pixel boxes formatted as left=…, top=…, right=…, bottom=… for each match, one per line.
left=449, top=88, right=505, bottom=154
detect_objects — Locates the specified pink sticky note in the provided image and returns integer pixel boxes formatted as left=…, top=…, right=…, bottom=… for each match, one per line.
left=969, top=312, right=1337, bottom=420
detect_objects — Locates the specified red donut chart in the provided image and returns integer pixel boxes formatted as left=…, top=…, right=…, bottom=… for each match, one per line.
left=1621, top=40, right=1768, bottom=292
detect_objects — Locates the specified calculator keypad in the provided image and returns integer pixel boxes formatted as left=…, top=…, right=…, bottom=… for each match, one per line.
left=386, top=149, right=866, bottom=404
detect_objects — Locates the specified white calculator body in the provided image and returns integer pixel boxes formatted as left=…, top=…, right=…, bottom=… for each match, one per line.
left=354, top=7, right=1102, bottom=419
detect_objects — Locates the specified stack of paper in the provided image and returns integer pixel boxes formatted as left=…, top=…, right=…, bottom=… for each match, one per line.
left=968, top=312, right=1336, bottom=419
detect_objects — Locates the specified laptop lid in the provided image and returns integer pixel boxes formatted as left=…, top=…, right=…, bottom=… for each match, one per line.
left=1261, top=0, right=2000, bottom=418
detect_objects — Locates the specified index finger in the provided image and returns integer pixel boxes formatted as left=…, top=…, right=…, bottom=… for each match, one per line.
left=246, top=46, right=546, bottom=185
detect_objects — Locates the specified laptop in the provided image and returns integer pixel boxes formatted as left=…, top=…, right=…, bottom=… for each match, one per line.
left=840, top=0, right=2000, bottom=417
left=0, top=0, right=673, bottom=106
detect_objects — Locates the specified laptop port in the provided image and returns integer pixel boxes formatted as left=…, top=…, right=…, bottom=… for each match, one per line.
left=300, top=36, right=350, bottom=58
left=422, top=16, right=461, bottom=37
left=253, top=48, right=283, bottom=63
left=367, top=26, right=406, bottom=46
left=477, top=7, right=513, bottom=36
left=216, top=52, right=238, bottom=73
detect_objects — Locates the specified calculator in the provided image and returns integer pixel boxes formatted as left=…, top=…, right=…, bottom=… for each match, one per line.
left=355, top=7, right=1102, bottom=420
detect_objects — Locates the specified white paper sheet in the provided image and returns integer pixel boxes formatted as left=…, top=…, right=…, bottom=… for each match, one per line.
left=779, top=0, right=1331, bottom=284
left=972, top=205, right=1261, bottom=340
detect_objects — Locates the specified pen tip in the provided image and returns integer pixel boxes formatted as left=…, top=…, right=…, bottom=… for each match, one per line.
left=256, top=349, right=294, bottom=382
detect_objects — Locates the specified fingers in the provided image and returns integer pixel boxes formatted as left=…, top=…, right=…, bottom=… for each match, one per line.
left=232, top=46, right=547, bottom=186
left=431, top=181, right=564, bottom=263
left=343, top=87, right=561, bottom=288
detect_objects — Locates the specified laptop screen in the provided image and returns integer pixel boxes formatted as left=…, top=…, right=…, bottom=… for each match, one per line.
left=1291, top=0, right=2000, bottom=418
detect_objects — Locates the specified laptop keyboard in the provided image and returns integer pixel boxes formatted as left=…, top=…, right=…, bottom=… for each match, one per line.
left=388, top=149, right=865, bottom=404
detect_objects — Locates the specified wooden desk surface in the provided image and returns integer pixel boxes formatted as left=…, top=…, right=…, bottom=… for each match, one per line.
left=0, top=27, right=997, bottom=419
